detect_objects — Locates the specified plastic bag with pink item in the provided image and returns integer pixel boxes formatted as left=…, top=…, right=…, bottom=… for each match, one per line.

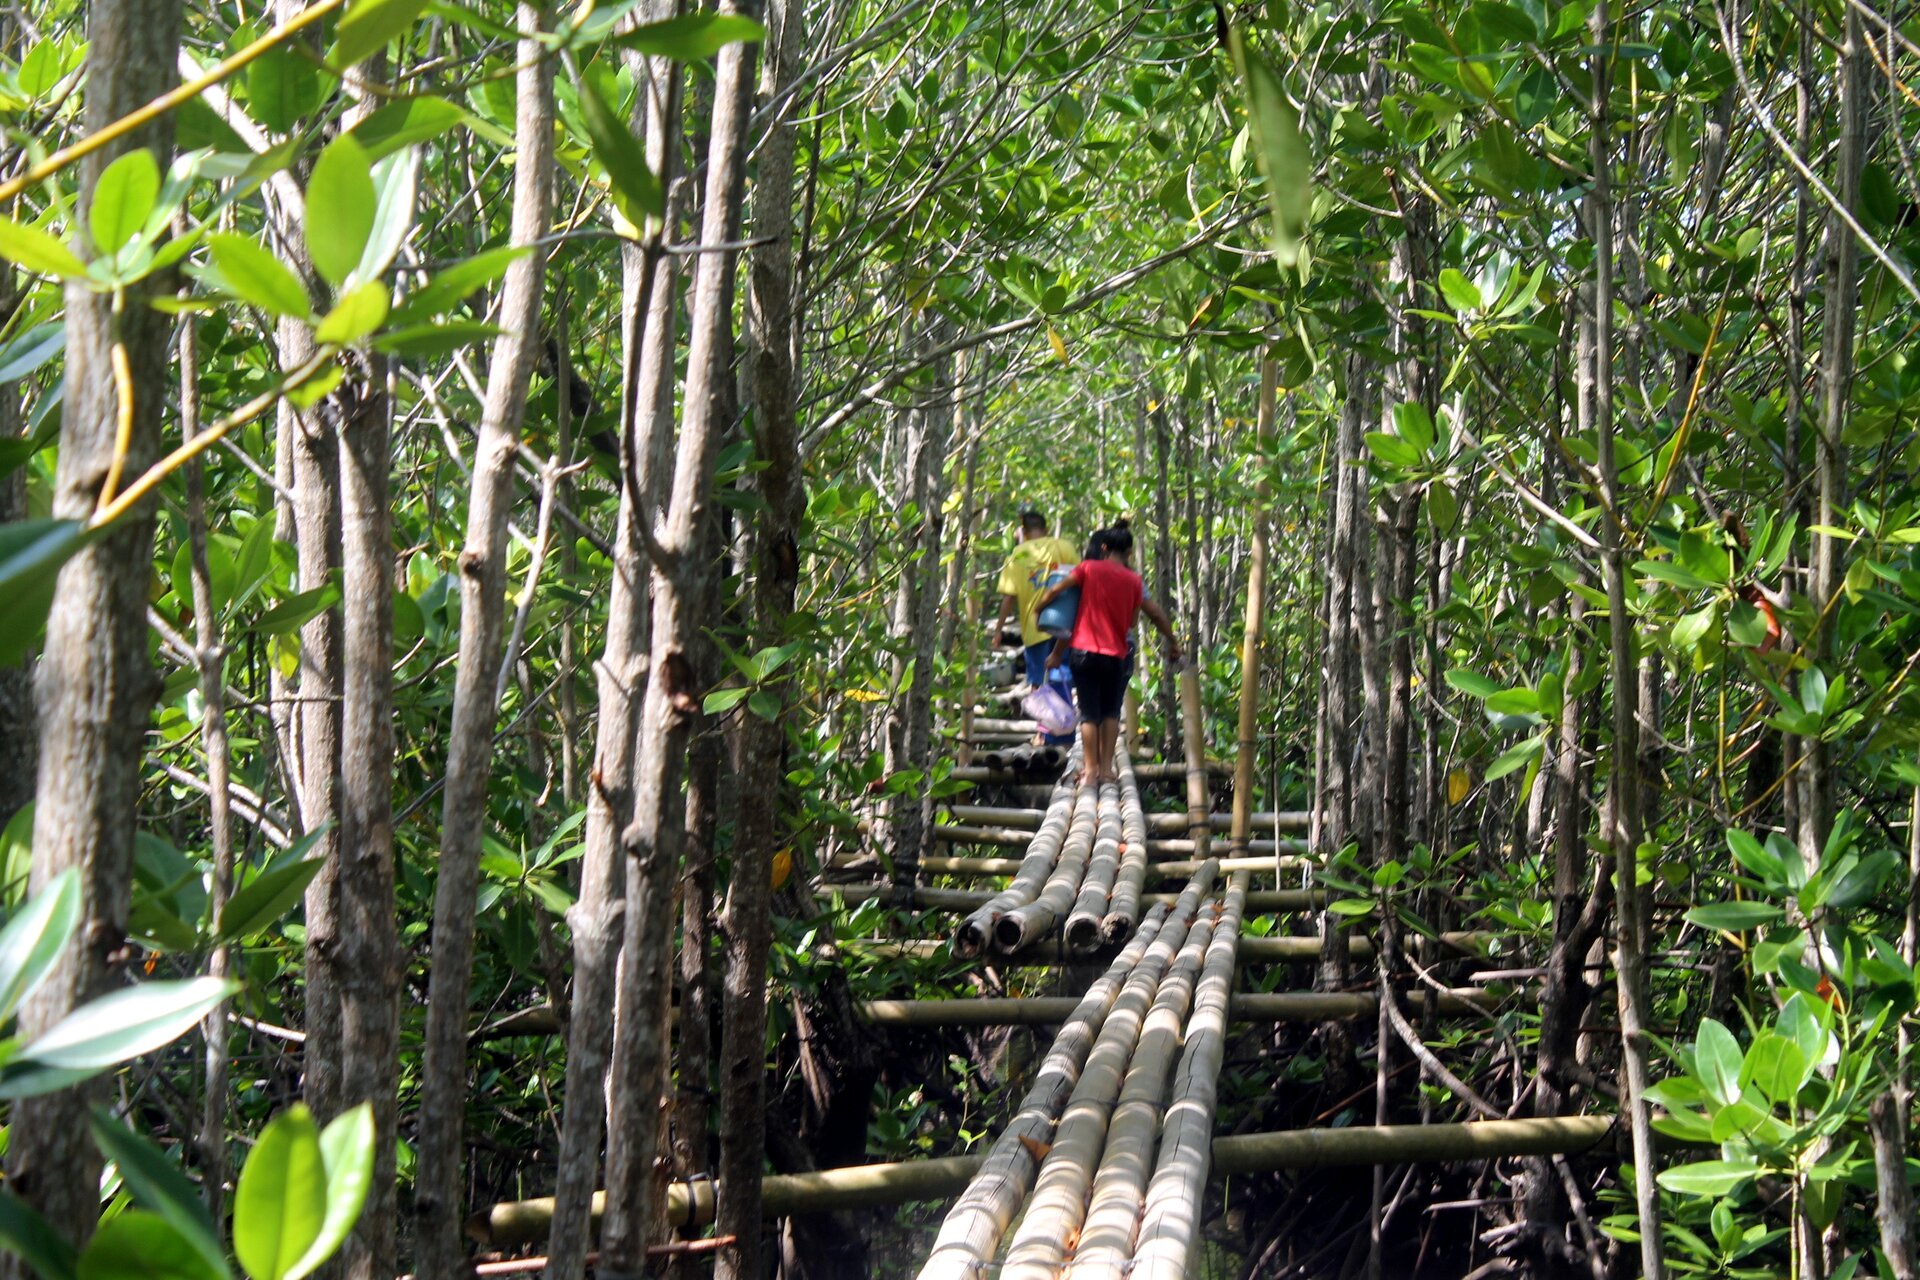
left=1021, top=683, right=1077, bottom=738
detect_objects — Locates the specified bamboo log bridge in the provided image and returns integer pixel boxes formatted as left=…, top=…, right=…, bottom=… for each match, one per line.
left=944, top=804, right=1311, bottom=834
left=850, top=931, right=1494, bottom=965
left=469, top=1115, right=1644, bottom=1250
left=825, top=853, right=1311, bottom=880
left=856, top=987, right=1530, bottom=1026
left=944, top=759, right=1232, bottom=784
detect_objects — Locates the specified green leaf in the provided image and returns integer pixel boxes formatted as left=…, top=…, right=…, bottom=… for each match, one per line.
left=79, top=1210, right=221, bottom=1280
left=1656, top=1159, right=1757, bottom=1197
left=246, top=46, right=325, bottom=134
left=1740, top=1033, right=1808, bottom=1105
left=0, top=1189, right=78, bottom=1280
left=285, top=365, right=344, bottom=412
left=251, top=582, right=342, bottom=636
left=575, top=71, right=663, bottom=222
left=0, top=217, right=89, bottom=279
left=1363, top=432, right=1421, bottom=468
left=218, top=857, right=325, bottom=942
left=1227, top=27, right=1309, bottom=266
left=89, top=149, right=160, bottom=255
left=1438, top=268, right=1481, bottom=312
left=233, top=1106, right=327, bottom=1280
left=284, top=1105, right=374, bottom=1280
left=0, top=867, right=81, bottom=1024
left=1483, top=688, right=1539, bottom=715
left=617, top=13, right=767, bottom=59
left=1727, top=599, right=1767, bottom=646
left=1482, top=733, right=1543, bottom=782
left=1, top=977, right=238, bottom=1097
left=1693, top=1018, right=1743, bottom=1107
left=1634, top=560, right=1714, bottom=591
left=314, top=281, right=391, bottom=346
left=332, top=0, right=432, bottom=70
left=1726, top=829, right=1785, bottom=884
left=0, top=323, right=65, bottom=384
left=352, top=150, right=418, bottom=287
left=1328, top=897, right=1376, bottom=916
left=703, top=686, right=751, bottom=714
left=390, top=244, right=528, bottom=321
left=1391, top=402, right=1434, bottom=454
left=87, top=1111, right=227, bottom=1280
left=206, top=233, right=311, bottom=318
left=0, top=519, right=88, bottom=666
left=1683, top=902, right=1784, bottom=932
left=305, top=135, right=376, bottom=289
left=371, top=320, right=504, bottom=357
left=1444, top=669, right=1500, bottom=699
left=347, top=96, right=464, bottom=159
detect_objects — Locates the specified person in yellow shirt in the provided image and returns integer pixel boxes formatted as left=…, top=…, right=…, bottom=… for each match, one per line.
left=995, top=508, right=1078, bottom=743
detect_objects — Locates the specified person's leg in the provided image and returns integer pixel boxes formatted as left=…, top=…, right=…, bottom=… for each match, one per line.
left=1077, top=718, right=1100, bottom=784
left=1098, top=717, right=1120, bottom=782
left=1024, top=640, right=1049, bottom=690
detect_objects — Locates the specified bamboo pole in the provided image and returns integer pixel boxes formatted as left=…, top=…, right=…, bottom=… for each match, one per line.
left=847, top=931, right=1490, bottom=966
left=994, top=780, right=1098, bottom=952
left=1066, top=782, right=1124, bottom=952
left=933, top=826, right=1306, bottom=857
left=1101, top=747, right=1153, bottom=944
left=1231, top=358, right=1275, bottom=867
left=944, top=760, right=1234, bottom=784
left=952, top=751, right=1080, bottom=958
left=1178, top=666, right=1212, bottom=865
left=824, top=884, right=1324, bottom=914
left=824, top=853, right=1304, bottom=880
left=471, top=1115, right=1640, bottom=1248
left=1067, top=902, right=1219, bottom=1280
left=943, top=805, right=1308, bottom=834
left=854, top=988, right=1525, bottom=1028
left=997, top=869, right=1219, bottom=1279
left=914, top=901, right=1172, bottom=1280
left=957, top=591, right=981, bottom=767
left=1132, top=871, right=1250, bottom=1280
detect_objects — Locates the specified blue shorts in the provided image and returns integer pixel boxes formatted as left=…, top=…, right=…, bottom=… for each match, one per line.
left=1024, top=640, right=1074, bottom=743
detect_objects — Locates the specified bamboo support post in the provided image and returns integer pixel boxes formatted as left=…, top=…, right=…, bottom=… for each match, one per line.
left=997, top=867, right=1219, bottom=1279
left=1132, top=871, right=1250, bottom=1280
left=1101, top=747, right=1153, bottom=944
left=1067, top=901, right=1219, bottom=1280
left=472, top=1115, right=1645, bottom=1248
left=994, top=781, right=1098, bottom=952
left=1177, top=666, right=1211, bottom=863
left=1065, top=782, right=1124, bottom=953
left=952, top=750, right=1079, bottom=958
left=957, top=592, right=981, bottom=766
left=1230, top=357, right=1274, bottom=866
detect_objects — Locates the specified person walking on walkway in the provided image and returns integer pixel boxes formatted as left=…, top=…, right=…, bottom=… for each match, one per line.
left=995, top=507, right=1078, bottom=744
left=1035, top=520, right=1180, bottom=783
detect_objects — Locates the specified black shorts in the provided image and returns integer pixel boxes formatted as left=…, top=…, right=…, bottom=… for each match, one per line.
left=1070, top=650, right=1129, bottom=723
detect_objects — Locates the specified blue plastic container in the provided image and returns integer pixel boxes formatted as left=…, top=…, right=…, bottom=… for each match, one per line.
left=1035, top=570, right=1078, bottom=638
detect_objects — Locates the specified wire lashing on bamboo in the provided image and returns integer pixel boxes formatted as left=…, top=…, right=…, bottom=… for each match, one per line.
left=1064, top=781, right=1123, bottom=953
left=914, top=901, right=1174, bottom=1280
left=993, top=780, right=1098, bottom=953
left=995, top=863, right=1220, bottom=1280
left=1131, top=870, right=1250, bottom=1280
left=951, top=743, right=1080, bottom=958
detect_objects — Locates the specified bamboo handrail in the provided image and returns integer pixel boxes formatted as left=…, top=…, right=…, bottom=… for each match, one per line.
left=823, top=852, right=1307, bottom=880
left=470, top=1118, right=1639, bottom=1248
left=1178, top=666, right=1212, bottom=864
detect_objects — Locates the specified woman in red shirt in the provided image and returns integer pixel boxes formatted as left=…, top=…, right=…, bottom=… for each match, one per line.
left=1034, top=521, right=1182, bottom=783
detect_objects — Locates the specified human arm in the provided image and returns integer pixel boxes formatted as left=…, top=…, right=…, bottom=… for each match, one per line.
left=1044, top=636, right=1070, bottom=670
left=1139, top=596, right=1182, bottom=665
left=995, top=593, right=1018, bottom=645
left=1032, top=564, right=1083, bottom=612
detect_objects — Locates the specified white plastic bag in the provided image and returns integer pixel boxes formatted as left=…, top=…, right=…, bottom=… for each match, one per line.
left=1021, top=683, right=1077, bottom=737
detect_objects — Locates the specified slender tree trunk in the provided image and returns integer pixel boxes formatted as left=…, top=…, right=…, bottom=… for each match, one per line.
left=0, top=241, right=29, bottom=825
left=182, top=317, right=238, bottom=1224
left=599, top=9, right=760, bottom=1273
left=1589, top=15, right=1662, bottom=1269
left=414, top=13, right=555, bottom=1274
left=716, top=0, right=802, bottom=1272
left=4, top=0, right=183, bottom=1256
left=545, top=20, right=684, bottom=1277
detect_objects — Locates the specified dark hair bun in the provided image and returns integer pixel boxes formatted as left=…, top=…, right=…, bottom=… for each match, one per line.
left=1110, top=518, right=1130, bottom=531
